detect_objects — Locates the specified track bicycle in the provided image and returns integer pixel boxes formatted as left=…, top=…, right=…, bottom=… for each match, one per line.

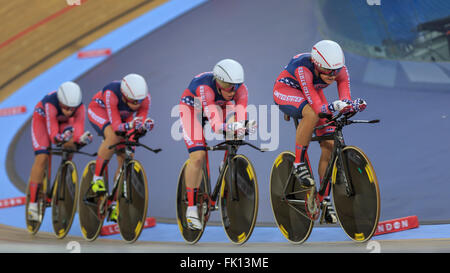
left=176, top=132, right=266, bottom=245
left=270, top=111, right=380, bottom=243
left=25, top=142, right=96, bottom=238
left=78, top=129, right=161, bottom=243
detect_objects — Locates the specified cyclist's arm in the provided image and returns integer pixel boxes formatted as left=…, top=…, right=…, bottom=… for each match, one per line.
left=71, top=104, right=86, bottom=143
left=232, top=84, right=249, bottom=123
left=103, top=89, right=123, bottom=132
left=198, top=85, right=225, bottom=134
left=295, top=66, right=331, bottom=115
left=335, top=66, right=352, bottom=101
left=44, top=103, right=60, bottom=144
left=135, top=95, right=150, bottom=120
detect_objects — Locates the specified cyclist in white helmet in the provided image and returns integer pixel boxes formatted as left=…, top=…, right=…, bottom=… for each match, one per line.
left=273, top=40, right=367, bottom=224
left=87, top=73, right=155, bottom=222
left=179, top=59, right=257, bottom=230
left=27, top=81, right=93, bottom=221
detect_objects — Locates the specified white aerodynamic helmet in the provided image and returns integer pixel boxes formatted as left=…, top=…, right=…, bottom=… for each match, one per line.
left=120, top=73, right=148, bottom=100
left=213, top=59, right=244, bottom=84
left=311, top=40, right=345, bottom=70
left=57, top=81, right=82, bottom=107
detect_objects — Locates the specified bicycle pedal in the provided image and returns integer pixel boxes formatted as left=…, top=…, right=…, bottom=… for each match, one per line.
left=107, top=209, right=118, bottom=223
left=319, top=200, right=338, bottom=224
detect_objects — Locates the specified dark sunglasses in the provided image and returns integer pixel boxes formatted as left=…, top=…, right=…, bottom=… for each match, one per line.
left=123, top=95, right=144, bottom=105
left=217, top=82, right=242, bottom=93
left=317, top=66, right=342, bottom=76
left=60, top=104, right=77, bottom=112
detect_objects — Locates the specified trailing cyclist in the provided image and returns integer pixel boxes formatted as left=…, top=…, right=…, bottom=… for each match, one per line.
left=87, top=73, right=154, bottom=222
left=272, top=40, right=367, bottom=223
left=27, top=81, right=93, bottom=221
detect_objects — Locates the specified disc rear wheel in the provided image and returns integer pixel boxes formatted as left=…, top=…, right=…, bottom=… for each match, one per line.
left=270, top=151, right=314, bottom=244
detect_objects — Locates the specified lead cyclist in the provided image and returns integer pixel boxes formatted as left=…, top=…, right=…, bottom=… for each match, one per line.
left=273, top=40, right=367, bottom=223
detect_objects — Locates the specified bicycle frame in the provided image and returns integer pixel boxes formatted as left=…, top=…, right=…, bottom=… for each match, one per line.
left=208, top=141, right=238, bottom=205
left=105, top=143, right=136, bottom=208
left=312, top=125, right=353, bottom=197
left=203, top=140, right=265, bottom=212
left=52, top=150, right=72, bottom=204
left=292, top=112, right=379, bottom=199
left=105, top=131, right=161, bottom=209
left=49, top=145, right=97, bottom=201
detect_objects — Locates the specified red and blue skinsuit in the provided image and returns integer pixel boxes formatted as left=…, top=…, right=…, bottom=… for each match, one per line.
left=31, top=92, right=85, bottom=155
left=179, top=72, right=248, bottom=153
left=87, top=81, right=150, bottom=137
left=273, top=53, right=352, bottom=136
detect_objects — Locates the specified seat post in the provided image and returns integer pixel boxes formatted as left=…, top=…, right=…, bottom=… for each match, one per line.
left=284, top=113, right=299, bottom=130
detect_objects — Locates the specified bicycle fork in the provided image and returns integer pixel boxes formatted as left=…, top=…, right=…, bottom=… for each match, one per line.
left=320, top=152, right=354, bottom=198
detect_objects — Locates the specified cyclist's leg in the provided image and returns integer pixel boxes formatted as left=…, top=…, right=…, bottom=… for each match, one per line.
left=180, top=103, right=206, bottom=229
left=88, top=104, right=121, bottom=192
left=179, top=103, right=206, bottom=193
left=29, top=113, right=51, bottom=220
left=29, top=153, right=49, bottom=202
left=314, top=92, right=337, bottom=223
left=29, top=112, right=50, bottom=203
left=274, top=83, right=317, bottom=185
left=295, top=105, right=318, bottom=161
left=88, top=102, right=108, bottom=180
left=92, top=125, right=124, bottom=191
left=315, top=91, right=336, bottom=199
left=318, top=139, right=333, bottom=201
left=184, top=150, right=206, bottom=228
left=318, top=139, right=337, bottom=224
left=185, top=151, right=206, bottom=191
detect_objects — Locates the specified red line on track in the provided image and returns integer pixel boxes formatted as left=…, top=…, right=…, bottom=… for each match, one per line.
left=0, top=0, right=87, bottom=50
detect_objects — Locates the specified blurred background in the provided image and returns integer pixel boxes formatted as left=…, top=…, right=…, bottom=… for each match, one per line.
left=316, top=0, right=450, bottom=62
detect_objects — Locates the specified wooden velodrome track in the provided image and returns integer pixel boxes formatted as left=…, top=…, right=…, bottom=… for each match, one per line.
left=1, top=0, right=450, bottom=255
left=0, top=0, right=168, bottom=102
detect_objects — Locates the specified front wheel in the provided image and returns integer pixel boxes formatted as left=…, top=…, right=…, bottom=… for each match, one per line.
left=117, top=160, right=148, bottom=243
left=332, top=146, right=380, bottom=242
left=220, top=154, right=258, bottom=245
left=51, top=161, right=78, bottom=239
